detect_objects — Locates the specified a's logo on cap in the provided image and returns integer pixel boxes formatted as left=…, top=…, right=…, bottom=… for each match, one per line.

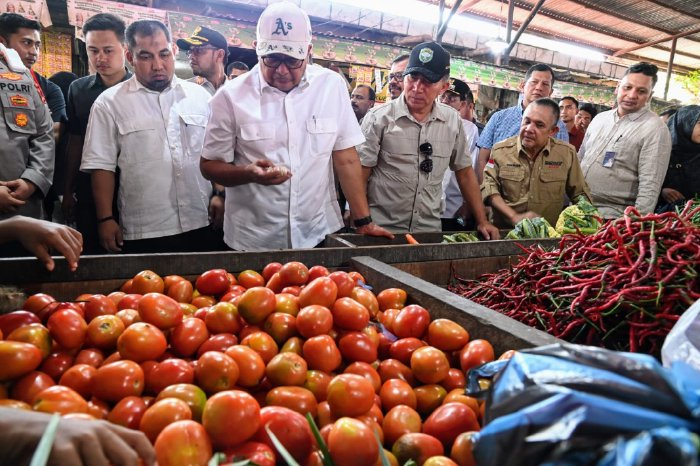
left=272, top=18, right=293, bottom=36
left=419, top=47, right=434, bottom=63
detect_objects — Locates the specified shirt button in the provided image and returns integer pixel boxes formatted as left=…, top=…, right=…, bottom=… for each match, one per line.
left=170, top=145, right=176, bottom=150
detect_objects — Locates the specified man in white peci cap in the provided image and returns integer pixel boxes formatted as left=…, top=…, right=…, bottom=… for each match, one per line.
left=199, top=1, right=392, bottom=251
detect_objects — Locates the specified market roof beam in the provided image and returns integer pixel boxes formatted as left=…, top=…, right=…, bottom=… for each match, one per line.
left=612, top=25, right=700, bottom=57
left=501, top=0, right=546, bottom=59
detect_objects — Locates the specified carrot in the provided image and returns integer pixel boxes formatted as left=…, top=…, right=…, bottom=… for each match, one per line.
left=405, top=234, right=420, bottom=245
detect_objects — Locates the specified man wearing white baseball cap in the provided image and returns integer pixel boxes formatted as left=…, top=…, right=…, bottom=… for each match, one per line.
left=200, top=1, right=392, bottom=251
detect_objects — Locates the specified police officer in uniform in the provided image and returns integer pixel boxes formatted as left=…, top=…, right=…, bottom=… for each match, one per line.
left=0, top=42, right=53, bottom=221
left=482, top=98, right=591, bottom=228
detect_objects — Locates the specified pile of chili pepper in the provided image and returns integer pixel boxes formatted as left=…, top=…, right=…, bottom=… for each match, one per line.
left=449, top=201, right=700, bottom=355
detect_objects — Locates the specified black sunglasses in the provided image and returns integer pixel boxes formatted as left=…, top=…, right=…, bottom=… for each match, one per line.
left=419, top=142, right=433, bottom=173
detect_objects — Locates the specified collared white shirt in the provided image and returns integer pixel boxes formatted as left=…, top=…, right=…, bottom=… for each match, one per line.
left=201, top=63, right=364, bottom=251
left=80, top=76, right=212, bottom=240
left=578, top=106, right=671, bottom=218
left=442, top=118, right=479, bottom=217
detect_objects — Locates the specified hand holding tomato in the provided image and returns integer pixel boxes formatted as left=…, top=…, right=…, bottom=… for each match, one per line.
left=355, top=222, right=395, bottom=240
left=247, top=159, right=292, bottom=186
left=0, top=406, right=155, bottom=466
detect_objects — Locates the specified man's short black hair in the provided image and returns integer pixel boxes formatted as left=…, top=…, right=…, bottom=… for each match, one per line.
left=125, top=20, right=171, bottom=51
left=525, top=63, right=555, bottom=86
left=624, top=62, right=659, bottom=87
left=391, top=53, right=409, bottom=65
left=354, top=84, right=376, bottom=101
left=82, top=13, right=126, bottom=43
left=560, top=96, right=579, bottom=108
left=578, top=102, right=597, bottom=119
left=532, top=97, right=560, bottom=125
left=226, top=61, right=249, bottom=75
left=0, top=13, right=40, bottom=42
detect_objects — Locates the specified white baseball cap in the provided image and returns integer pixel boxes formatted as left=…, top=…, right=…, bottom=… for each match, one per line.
left=255, top=1, right=312, bottom=60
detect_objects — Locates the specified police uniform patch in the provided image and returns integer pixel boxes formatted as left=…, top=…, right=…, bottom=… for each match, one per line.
left=15, top=113, right=28, bottom=127
left=9, top=94, right=28, bottom=107
left=0, top=72, right=22, bottom=81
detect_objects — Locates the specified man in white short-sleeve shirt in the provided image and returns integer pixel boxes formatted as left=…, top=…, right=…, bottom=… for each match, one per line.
left=80, top=20, right=220, bottom=254
left=200, top=1, right=392, bottom=251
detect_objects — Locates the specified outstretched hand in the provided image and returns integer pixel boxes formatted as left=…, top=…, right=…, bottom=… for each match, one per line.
left=247, top=159, right=293, bottom=185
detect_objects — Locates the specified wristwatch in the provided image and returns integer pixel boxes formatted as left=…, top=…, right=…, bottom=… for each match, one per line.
left=353, top=216, right=373, bottom=228
left=211, top=188, right=225, bottom=199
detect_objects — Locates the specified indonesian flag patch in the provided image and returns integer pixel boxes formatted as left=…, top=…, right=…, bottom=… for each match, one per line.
left=485, top=158, right=495, bottom=169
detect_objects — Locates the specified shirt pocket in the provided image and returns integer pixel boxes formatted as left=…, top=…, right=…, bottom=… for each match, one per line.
left=115, top=118, right=159, bottom=165
left=539, top=168, right=567, bottom=200
left=1, top=92, right=37, bottom=134
left=179, top=113, right=208, bottom=159
left=306, top=117, right=337, bottom=156
left=499, top=167, right=526, bottom=203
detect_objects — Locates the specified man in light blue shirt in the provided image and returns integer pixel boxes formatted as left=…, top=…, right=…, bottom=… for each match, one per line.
left=476, top=63, right=569, bottom=182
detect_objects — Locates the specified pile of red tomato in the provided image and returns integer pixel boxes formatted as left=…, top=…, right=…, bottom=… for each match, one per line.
left=0, top=262, right=511, bottom=466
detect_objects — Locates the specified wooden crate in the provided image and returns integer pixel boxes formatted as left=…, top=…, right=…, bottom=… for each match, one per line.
left=325, top=230, right=517, bottom=247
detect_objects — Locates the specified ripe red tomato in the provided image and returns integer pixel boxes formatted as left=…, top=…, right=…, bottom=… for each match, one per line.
left=450, top=431, right=478, bottom=466
left=423, top=402, right=480, bottom=449
left=117, top=322, right=167, bottom=362
left=74, top=348, right=104, bottom=368
left=0, top=310, right=41, bottom=336
left=344, top=362, right=381, bottom=393
left=303, top=370, right=332, bottom=402
left=7, top=323, right=52, bottom=359
left=254, top=406, right=314, bottom=463
left=262, top=262, right=283, bottom=281
left=414, top=384, right=447, bottom=416
left=131, top=269, right=165, bottom=295
left=238, top=270, right=265, bottom=289
left=33, top=385, right=88, bottom=415
left=92, top=360, right=144, bottom=402
left=459, top=339, right=495, bottom=373
left=166, top=279, right=194, bottom=304
left=280, top=336, right=304, bottom=355
left=383, top=405, right=422, bottom=448
left=241, top=331, right=278, bottom=364
left=223, top=441, right=276, bottom=466
left=59, top=364, right=97, bottom=399
left=265, top=352, right=307, bottom=387
left=83, top=294, right=118, bottom=322
left=339, top=331, right=378, bottom=363
left=170, top=317, right=209, bottom=357
left=441, top=368, right=467, bottom=392
left=147, top=358, right=195, bottom=394
left=225, top=345, right=266, bottom=388
left=117, top=293, right=143, bottom=311
left=196, top=269, right=231, bottom=296
left=411, top=346, right=450, bottom=384
left=195, top=351, right=239, bottom=393
left=380, top=379, right=417, bottom=411
left=204, top=301, right=241, bottom=334
left=155, top=420, right=212, bottom=466
left=47, top=309, right=87, bottom=350
left=197, top=333, right=238, bottom=358
left=115, top=308, right=141, bottom=327
left=265, top=386, right=318, bottom=418
left=203, top=390, right=260, bottom=449
left=0, top=340, right=43, bottom=382
left=376, top=288, right=408, bottom=311
left=378, top=358, right=416, bottom=386
left=39, top=351, right=74, bottom=381
left=328, top=271, right=355, bottom=298
left=326, top=374, right=375, bottom=418
left=86, top=314, right=125, bottom=350
left=156, top=383, right=207, bottom=423
left=139, top=397, right=192, bottom=443
left=308, top=265, right=330, bottom=281
left=297, top=277, right=338, bottom=308
left=237, top=287, right=276, bottom=325
left=328, top=417, right=379, bottom=466
left=296, top=305, right=333, bottom=338
left=351, top=288, right=379, bottom=318
left=278, top=261, right=310, bottom=287
left=389, top=337, right=426, bottom=365
left=274, top=292, right=299, bottom=316
left=428, top=319, right=470, bottom=352
left=10, top=370, right=55, bottom=405
left=137, top=293, right=183, bottom=330
left=281, top=285, right=301, bottom=296
left=302, top=334, right=342, bottom=373
left=393, top=305, right=431, bottom=339
left=392, top=433, right=444, bottom=466
left=22, top=293, right=56, bottom=318
left=332, top=297, right=370, bottom=331
left=108, top=395, right=148, bottom=429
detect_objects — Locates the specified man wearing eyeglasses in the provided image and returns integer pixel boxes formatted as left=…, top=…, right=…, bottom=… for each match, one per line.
left=177, top=26, right=228, bottom=95
left=358, top=41, right=499, bottom=239
left=199, top=1, right=392, bottom=251
left=388, top=54, right=409, bottom=100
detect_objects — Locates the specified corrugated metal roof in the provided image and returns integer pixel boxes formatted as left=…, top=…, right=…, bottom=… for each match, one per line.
left=429, top=0, right=700, bottom=72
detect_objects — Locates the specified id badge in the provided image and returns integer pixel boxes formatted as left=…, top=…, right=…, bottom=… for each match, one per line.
left=602, top=151, right=616, bottom=168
